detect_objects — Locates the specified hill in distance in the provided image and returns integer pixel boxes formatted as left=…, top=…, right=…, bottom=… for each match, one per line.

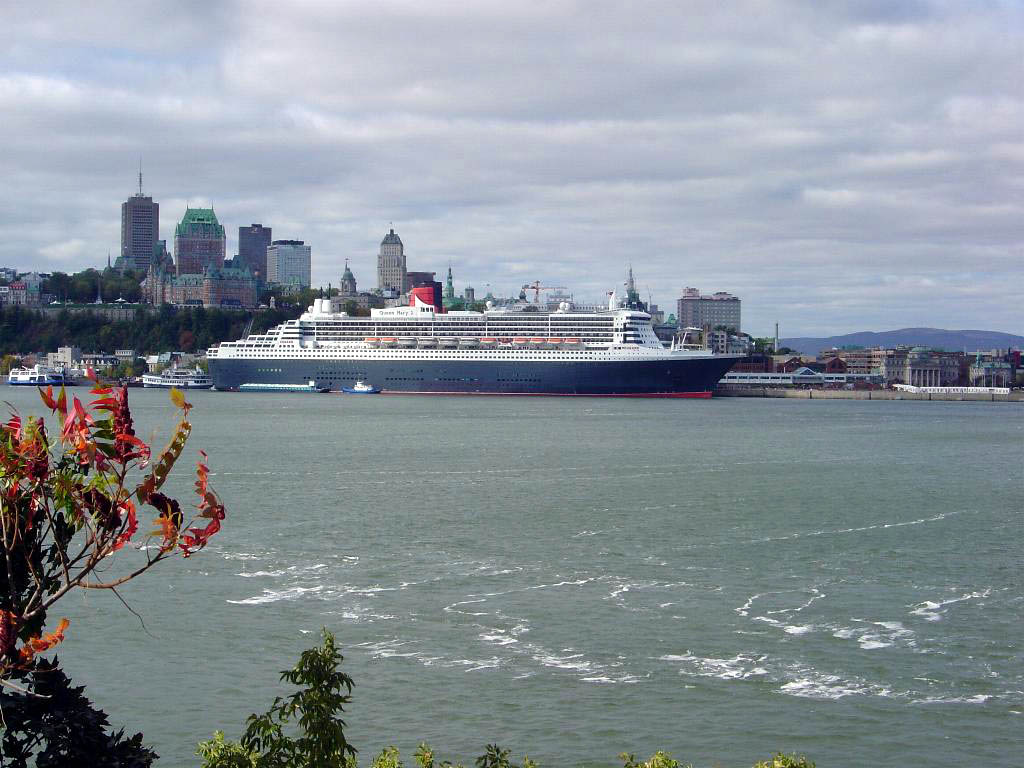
left=780, top=328, right=1024, bottom=356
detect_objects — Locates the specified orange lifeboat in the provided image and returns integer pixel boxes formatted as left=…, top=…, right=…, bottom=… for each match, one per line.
left=547, top=338, right=562, bottom=344
left=529, top=337, right=546, bottom=344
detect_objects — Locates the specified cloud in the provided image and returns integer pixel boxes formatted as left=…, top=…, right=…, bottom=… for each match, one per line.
left=0, top=0, right=1020, bottom=334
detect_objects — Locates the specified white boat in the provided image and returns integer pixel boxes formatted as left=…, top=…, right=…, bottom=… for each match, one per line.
left=142, top=366, right=213, bottom=389
left=7, top=365, right=70, bottom=387
left=341, top=380, right=380, bottom=394
left=239, top=381, right=329, bottom=393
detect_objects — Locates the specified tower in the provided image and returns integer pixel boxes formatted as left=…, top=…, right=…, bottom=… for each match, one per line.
left=444, top=265, right=455, bottom=301
left=120, top=167, right=159, bottom=272
left=238, top=224, right=272, bottom=281
left=376, top=227, right=406, bottom=294
left=340, top=260, right=357, bottom=296
left=174, top=207, right=226, bottom=275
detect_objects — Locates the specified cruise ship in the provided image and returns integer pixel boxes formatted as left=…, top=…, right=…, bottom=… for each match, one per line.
left=207, top=293, right=739, bottom=397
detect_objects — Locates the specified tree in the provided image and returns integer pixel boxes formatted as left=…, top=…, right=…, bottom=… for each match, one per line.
left=198, top=628, right=357, bottom=768
left=0, top=380, right=227, bottom=764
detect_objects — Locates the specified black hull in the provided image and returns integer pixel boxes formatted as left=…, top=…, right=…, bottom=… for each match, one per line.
left=209, top=356, right=737, bottom=397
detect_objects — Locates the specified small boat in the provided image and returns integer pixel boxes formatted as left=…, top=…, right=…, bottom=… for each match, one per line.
left=458, top=337, right=480, bottom=347
left=439, top=337, right=459, bottom=348
left=512, top=337, right=529, bottom=346
left=417, top=337, right=438, bottom=347
left=529, top=337, right=546, bottom=345
left=7, top=365, right=69, bottom=387
left=398, top=337, right=418, bottom=347
left=364, top=337, right=380, bottom=346
left=141, top=366, right=213, bottom=389
left=239, top=381, right=330, bottom=393
left=547, top=338, right=563, bottom=344
left=563, top=337, right=581, bottom=345
left=379, top=337, right=398, bottom=347
left=342, top=380, right=380, bottom=394
left=479, top=337, right=498, bottom=345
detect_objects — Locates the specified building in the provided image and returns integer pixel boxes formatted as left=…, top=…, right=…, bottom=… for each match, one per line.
left=969, top=353, right=1013, bottom=387
left=120, top=174, right=159, bottom=272
left=406, top=270, right=435, bottom=290
left=238, top=224, right=272, bottom=281
left=203, top=266, right=258, bottom=308
left=174, top=208, right=226, bottom=275
left=8, top=281, right=28, bottom=306
left=266, top=240, right=311, bottom=288
left=677, top=287, right=741, bottom=331
left=339, top=260, right=358, bottom=296
left=377, top=228, right=406, bottom=294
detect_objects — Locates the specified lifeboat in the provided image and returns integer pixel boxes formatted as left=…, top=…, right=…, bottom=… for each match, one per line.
left=398, top=337, right=417, bottom=347
left=479, top=337, right=498, bottom=345
left=364, top=337, right=380, bottom=346
left=439, top=337, right=459, bottom=347
left=512, top=337, right=529, bottom=346
left=459, top=337, right=479, bottom=347
left=547, top=338, right=562, bottom=344
left=418, top=337, right=438, bottom=347
left=379, top=337, right=397, bottom=347
left=529, top=337, right=546, bottom=345
left=563, top=337, right=581, bottom=346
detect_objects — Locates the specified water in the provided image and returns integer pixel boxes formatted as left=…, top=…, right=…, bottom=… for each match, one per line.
left=7, top=387, right=1022, bottom=766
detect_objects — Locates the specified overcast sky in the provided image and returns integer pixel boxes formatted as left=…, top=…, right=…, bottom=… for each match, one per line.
left=1, top=1, right=1020, bottom=335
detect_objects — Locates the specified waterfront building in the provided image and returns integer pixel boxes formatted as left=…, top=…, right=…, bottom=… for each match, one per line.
left=174, top=208, right=226, bottom=275
left=377, top=228, right=406, bottom=294
left=120, top=175, right=159, bottom=272
left=146, top=263, right=257, bottom=309
left=8, top=281, right=28, bottom=306
left=677, top=287, right=741, bottom=332
left=970, top=353, right=1013, bottom=387
left=238, top=224, right=272, bottom=280
left=266, top=240, right=311, bottom=288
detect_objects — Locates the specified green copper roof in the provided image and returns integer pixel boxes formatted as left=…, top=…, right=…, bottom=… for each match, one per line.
left=175, top=208, right=225, bottom=238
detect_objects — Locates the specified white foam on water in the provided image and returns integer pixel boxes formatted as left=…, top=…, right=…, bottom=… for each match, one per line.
left=532, top=650, right=593, bottom=673
left=237, top=570, right=285, bottom=578
left=857, top=637, right=892, bottom=650
left=913, top=694, right=992, bottom=704
left=480, top=631, right=518, bottom=646
left=780, top=677, right=873, bottom=699
left=660, top=652, right=769, bottom=681
left=784, top=625, right=814, bottom=635
left=910, top=589, right=992, bottom=621
left=444, top=598, right=489, bottom=616
left=227, top=585, right=324, bottom=605
left=832, top=629, right=856, bottom=639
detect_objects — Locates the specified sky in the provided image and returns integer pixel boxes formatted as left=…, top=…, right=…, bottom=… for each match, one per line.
left=1, top=0, right=1020, bottom=336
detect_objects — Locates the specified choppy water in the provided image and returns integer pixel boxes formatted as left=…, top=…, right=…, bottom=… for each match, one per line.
left=7, top=387, right=1022, bottom=766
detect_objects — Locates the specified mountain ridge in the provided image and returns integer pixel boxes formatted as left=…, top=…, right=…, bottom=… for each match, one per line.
left=780, top=327, right=1024, bottom=356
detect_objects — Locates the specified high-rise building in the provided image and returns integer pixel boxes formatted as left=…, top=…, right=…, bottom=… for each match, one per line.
left=174, top=208, right=225, bottom=275
left=120, top=171, right=159, bottom=273
left=676, top=287, right=741, bottom=331
left=377, top=228, right=406, bottom=295
left=266, top=240, right=311, bottom=288
left=238, top=223, right=272, bottom=280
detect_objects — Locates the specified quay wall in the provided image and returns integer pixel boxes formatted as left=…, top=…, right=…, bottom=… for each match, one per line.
left=715, top=387, right=1023, bottom=402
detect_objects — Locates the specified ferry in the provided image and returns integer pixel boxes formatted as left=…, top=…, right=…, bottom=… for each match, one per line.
left=142, top=366, right=213, bottom=389
left=7, top=365, right=73, bottom=387
left=207, top=291, right=740, bottom=397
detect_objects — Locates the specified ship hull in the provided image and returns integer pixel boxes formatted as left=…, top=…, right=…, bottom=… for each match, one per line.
left=209, top=355, right=736, bottom=397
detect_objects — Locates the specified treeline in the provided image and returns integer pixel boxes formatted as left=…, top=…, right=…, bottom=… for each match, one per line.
left=0, top=304, right=302, bottom=355
left=38, top=268, right=147, bottom=303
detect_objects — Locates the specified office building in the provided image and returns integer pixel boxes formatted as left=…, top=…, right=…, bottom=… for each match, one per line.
left=677, top=287, right=741, bottom=331
left=120, top=173, right=159, bottom=272
left=377, top=228, right=406, bottom=294
left=238, top=224, right=272, bottom=280
left=174, top=208, right=225, bottom=275
left=266, top=240, right=311, bottom=288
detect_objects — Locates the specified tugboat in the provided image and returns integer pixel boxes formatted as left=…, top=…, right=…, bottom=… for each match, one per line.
left=341, top=380, right=380, bottom=394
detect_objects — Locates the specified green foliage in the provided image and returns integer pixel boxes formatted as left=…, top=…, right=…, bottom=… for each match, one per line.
left=372, top=746, right=404, bottom=768
left=619, top=751, right=686, bottom=768
left=0, top=304, right=305, bottom=356
left=198, top=628, right=356, bottom=768
left=752, top=754, right=815, bottom=768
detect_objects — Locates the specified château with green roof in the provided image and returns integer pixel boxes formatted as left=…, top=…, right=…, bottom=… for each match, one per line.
left=174, top=207, right=226, bottom=276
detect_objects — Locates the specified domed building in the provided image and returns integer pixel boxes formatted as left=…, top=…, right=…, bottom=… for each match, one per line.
left=340, top=260, right=357, bottom=296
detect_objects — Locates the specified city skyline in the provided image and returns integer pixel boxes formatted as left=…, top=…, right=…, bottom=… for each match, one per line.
left=1, top=1, right=1020, bottom=336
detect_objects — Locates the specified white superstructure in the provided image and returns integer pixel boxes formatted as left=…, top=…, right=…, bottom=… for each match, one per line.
left=209, top=297, right=711, bottom=365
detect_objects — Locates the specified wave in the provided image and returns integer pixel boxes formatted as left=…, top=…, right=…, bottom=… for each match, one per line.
left=226, top=585, right=324, bottom=605
left=910, top=589, right=992, bottom=621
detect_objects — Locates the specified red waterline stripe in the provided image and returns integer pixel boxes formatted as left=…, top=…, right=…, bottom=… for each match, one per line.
left=375, top=390, right=713, bottom=399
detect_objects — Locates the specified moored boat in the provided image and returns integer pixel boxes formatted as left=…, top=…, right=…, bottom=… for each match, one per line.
left=7, top=365, right=71, bottom=387
left=141, top=367, right=213, bottom=389
left=341, top=380, right=381, bottom=394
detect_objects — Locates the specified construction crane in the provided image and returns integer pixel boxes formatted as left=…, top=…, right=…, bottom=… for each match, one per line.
left=521, top=280, right=568, bottom=304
